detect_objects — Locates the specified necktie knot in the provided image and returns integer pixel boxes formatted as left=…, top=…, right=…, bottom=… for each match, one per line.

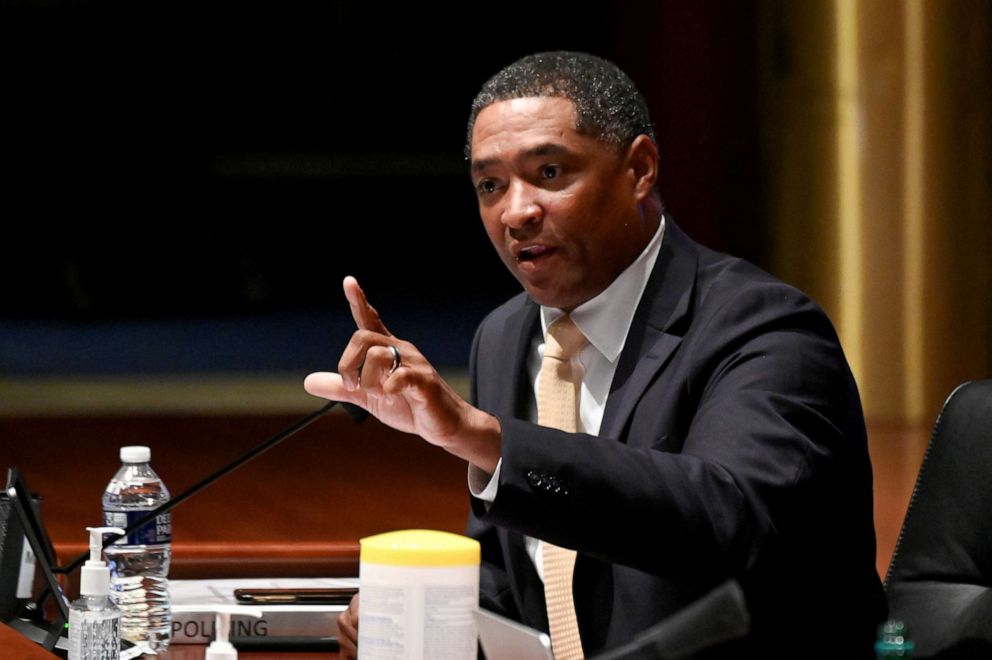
left=546, top=315, right=587, bottom=361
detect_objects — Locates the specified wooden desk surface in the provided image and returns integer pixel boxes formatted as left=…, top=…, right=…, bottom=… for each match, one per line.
left=0, top=622, right=62, bottom=660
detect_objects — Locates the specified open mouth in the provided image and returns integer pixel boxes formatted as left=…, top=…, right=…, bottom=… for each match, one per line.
left=517, top=245, right=555, bottom=262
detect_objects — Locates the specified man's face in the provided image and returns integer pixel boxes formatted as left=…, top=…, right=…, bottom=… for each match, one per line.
left=470, top=97, right=651, bottom=311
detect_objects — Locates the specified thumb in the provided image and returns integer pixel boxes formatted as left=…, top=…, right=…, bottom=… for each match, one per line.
left=305, top=372, right=366, bottom=407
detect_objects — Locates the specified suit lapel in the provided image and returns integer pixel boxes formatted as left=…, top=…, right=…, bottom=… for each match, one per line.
left=492, top=297, right=540, bottom=421
left=599, top=220, right=699, bottom=441
left=491, top=296, right=545, bottom=621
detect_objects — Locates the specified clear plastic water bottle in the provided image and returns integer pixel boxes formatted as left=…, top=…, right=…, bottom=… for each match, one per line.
left=102, top=446, right=172, bottom=652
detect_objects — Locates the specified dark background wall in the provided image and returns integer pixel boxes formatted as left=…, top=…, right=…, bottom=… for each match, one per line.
left=0, top=1, right=764, bottom=373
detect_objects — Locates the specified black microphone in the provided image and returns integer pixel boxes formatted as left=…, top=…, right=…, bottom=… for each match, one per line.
left=59, top=400, right=368, bottom=575
left=592, top=580, right=750, bottom=660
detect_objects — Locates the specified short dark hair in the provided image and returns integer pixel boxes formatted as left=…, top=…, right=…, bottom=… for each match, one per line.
left=466, top=51, right=655, bottom=157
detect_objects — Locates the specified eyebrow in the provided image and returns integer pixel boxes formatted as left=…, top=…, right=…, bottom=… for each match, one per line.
left=470, top=142, right=572, bottom=175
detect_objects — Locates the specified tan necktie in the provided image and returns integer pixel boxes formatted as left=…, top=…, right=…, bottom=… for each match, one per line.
left=537, top=315, right=587, bottom=660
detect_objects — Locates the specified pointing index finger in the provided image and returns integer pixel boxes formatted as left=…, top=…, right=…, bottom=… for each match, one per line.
left=344, top=276, right=390, bottom=335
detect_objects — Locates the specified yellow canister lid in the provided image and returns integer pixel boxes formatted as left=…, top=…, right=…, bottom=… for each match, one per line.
left=360, top=529, right=481, bottom=567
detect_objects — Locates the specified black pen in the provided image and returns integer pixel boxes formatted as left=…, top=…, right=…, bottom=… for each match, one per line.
left=230, top=635, right=339, bottom=652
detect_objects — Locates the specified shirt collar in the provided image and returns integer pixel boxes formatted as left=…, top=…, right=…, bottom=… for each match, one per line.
left=541, top=214, right=666, bottom=363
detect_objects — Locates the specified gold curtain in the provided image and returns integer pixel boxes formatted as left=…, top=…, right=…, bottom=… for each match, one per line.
left=764, top=0, right=992, bottom=425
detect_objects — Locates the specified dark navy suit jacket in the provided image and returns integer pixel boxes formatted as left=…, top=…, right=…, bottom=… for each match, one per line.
left=466, top=220, right=886, bottom=658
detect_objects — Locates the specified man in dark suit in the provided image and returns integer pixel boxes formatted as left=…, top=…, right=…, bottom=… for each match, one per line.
left=306, top=52, right=885, bottom=658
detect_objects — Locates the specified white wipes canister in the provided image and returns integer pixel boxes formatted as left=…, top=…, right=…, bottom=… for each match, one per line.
left=358, top=529, right=480, bottom=660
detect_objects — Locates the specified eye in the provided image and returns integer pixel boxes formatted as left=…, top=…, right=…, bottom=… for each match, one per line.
left=541, top=164, right=560, bottom=179
left=476, top=178, right=498, bottom=195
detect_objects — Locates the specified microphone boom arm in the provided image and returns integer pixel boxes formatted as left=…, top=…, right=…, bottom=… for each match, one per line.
left=59, top=399, right=360, bottom=575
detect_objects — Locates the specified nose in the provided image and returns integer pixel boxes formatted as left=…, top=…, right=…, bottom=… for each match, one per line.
left=501, top=179, right=543, bottom=229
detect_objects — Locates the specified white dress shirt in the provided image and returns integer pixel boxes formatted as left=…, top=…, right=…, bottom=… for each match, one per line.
left=469, top=215, right=666, bottom=581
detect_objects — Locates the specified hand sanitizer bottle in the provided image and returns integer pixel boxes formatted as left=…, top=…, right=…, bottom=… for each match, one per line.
left=68, top=526, right=125, bottom=660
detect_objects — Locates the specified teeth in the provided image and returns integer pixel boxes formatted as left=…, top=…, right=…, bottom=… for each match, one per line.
left=520, top=245, right=548, bottom=261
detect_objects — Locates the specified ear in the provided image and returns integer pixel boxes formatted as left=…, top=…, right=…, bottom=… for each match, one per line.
left=626, top=135, right=659, bottom=203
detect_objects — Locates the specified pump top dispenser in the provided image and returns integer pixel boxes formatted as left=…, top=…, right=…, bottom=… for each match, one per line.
left=80, top=527, right=125, bottom=597
left=170, top=605, right=264, bottom=660
left=204, top=605, right=263, bottom=660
